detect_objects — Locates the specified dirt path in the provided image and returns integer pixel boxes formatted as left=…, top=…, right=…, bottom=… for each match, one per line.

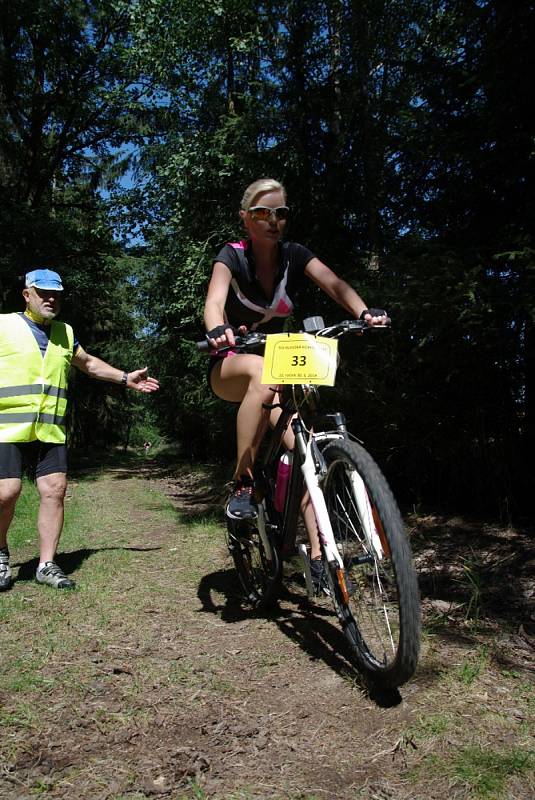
left=1, top=458, right=533, bottom=799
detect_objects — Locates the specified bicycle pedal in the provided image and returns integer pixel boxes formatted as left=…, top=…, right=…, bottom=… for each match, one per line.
left=229, top=533, right=254, bottom=546
left=348, top=554, right=374, bottom=567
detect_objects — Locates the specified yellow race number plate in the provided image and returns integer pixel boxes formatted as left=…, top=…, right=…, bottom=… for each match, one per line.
left=261, top=333, right=338, bottom=386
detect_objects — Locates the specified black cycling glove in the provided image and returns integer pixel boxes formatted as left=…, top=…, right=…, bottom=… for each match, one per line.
left=206, top=324, right=234, bottom=341
left=360, top=308, right=388, bottom=320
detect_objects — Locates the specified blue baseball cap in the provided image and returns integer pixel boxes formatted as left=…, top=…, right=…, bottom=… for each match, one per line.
left=25, top=269, right=64, bottom=291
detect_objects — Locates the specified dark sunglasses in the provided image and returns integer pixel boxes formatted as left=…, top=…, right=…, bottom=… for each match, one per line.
left=248, top=205, right=289, bottom=222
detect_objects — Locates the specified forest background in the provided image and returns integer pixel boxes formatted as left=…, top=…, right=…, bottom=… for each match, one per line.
left=0, top=0, right=533, bottom=519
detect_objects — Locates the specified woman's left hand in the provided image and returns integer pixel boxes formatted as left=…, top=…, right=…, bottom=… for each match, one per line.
left=360, top=308, right=389, bottom=326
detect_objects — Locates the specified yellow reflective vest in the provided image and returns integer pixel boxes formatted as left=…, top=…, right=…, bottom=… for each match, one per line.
left=0, top=313, right=74, bottom=443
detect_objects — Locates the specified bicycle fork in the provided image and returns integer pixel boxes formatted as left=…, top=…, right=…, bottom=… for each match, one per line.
left=293, top=418, right=387, bottom=603
left=292, top=420, right=355, bottom=603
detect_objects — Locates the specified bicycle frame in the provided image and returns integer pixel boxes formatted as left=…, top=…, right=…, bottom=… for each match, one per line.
left=257, top=383, right=381, bottom=603
left=198, top=318, right=391, bottom=596
left=200, top=320, right=420, bottom=687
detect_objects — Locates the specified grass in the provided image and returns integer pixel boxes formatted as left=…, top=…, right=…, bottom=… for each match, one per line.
left=0, top=457, right=231, bottom=779
left=456, top=549, right=485, bottom=622
left=404, top=636, right=535, bottom=798
left=408, top=711, right=454, bottom=740
left=2, top=455, right=534, bottom=800
left=417, top=746, right=535, bottom=799
left=456, top=646, right=489, bottom=686
left=0, top=465, right=181, bottom=707
left=4, top=476, right=40, bottom=549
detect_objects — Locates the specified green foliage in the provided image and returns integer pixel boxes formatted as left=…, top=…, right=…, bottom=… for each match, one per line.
left=456, top=647, right=489, bottom=686
left=455, top=549, right=485, bottom=621
left=128, top=408, right=165, bottom=449
left=124, top=0, right=534, bottom=514
left=2, top=2, right=533, bottom=512
left=0, top=1, right=159, bottom=447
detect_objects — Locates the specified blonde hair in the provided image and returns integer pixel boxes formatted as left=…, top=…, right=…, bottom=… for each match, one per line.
left=240, top=178, right=287, bottom=211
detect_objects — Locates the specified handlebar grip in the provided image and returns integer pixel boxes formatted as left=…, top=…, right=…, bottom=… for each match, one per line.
left=196, top=340, right=210, bottom=352
left=363, top=319, right=391, bottom=329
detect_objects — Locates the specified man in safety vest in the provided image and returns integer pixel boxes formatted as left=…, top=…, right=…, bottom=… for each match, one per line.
left=0, top=269, right=159, bottom=591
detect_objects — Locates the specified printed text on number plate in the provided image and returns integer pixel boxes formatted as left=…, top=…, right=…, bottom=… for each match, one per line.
left=261, top=334, right=338, bottom=385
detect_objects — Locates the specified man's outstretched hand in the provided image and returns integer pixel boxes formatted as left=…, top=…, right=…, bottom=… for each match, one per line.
left=126, top=368, right=160, bottom=393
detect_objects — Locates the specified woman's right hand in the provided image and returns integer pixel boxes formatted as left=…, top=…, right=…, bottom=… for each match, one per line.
left=206, top=324, right=247, bottom=349
left=206, top=324, right=235, bottom=349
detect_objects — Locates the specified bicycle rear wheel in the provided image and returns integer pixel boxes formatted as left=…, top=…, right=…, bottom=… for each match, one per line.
left=322, top=439, right=420, bottom=688
left=227, top=505, right=280, bottom=608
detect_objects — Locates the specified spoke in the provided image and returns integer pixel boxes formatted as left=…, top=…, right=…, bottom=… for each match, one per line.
left=382, top=606, right=396, bottom=654
left=331, top=479, right=368, bottom=546
left=325, top=456, right=401, bottom=667
left=331, top=497, right=363, bottom=542
left=373, top=561, right=396, bottom=654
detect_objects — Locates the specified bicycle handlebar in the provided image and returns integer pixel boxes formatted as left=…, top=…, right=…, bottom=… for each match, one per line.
left=196, top=318, right=390, bottom=352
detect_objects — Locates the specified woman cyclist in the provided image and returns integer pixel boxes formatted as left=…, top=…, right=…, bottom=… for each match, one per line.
left=204, top=178, right=387, bottom=584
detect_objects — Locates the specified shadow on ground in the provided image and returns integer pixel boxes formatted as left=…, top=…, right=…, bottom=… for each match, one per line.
left=13, top=545, right=161, bottom=582
left=409, top=514, right=535, bottom=627
left=197, top=565, right=403, bottom=708
left=70, top=451, right=535, bottom=670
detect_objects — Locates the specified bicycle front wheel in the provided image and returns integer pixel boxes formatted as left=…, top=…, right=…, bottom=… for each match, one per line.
left=322, top=439, right=420, bottom=688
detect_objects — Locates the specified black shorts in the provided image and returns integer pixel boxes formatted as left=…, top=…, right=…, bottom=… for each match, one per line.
left=207, top=355, right=223, bottom=393
left=207, top=355, right=243, bottom=404
left=0, top=442, right=68, bottom=480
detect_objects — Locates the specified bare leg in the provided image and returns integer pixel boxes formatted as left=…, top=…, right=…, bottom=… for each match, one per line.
left=211, top=354, right=279, bottom=479
left=36, top=472, right=67, bottom=562
left=0, top=478, right=22, bottom=549
left=270, top=413, right=322, bottom=559
left=235, top=385, right=274, bottom=478
left=211, top=355, right=322, bottom=555
left=301, top=492, right=322, bottom=560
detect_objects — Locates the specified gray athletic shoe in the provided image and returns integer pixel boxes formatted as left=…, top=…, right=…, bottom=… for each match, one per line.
left=0, top=549, right=12, bottom=591
left=36, top=561, right=75, bottom=589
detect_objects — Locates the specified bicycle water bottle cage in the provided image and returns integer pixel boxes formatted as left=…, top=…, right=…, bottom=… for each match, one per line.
left=303, top=316, right=325, bottom=333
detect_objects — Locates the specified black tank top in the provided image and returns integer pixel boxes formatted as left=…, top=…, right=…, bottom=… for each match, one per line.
left=213, top=239, right=315, bottom=333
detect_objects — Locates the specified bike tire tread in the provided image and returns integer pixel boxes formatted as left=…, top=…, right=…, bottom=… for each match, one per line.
left=322, top=439, right=421, bottom=688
